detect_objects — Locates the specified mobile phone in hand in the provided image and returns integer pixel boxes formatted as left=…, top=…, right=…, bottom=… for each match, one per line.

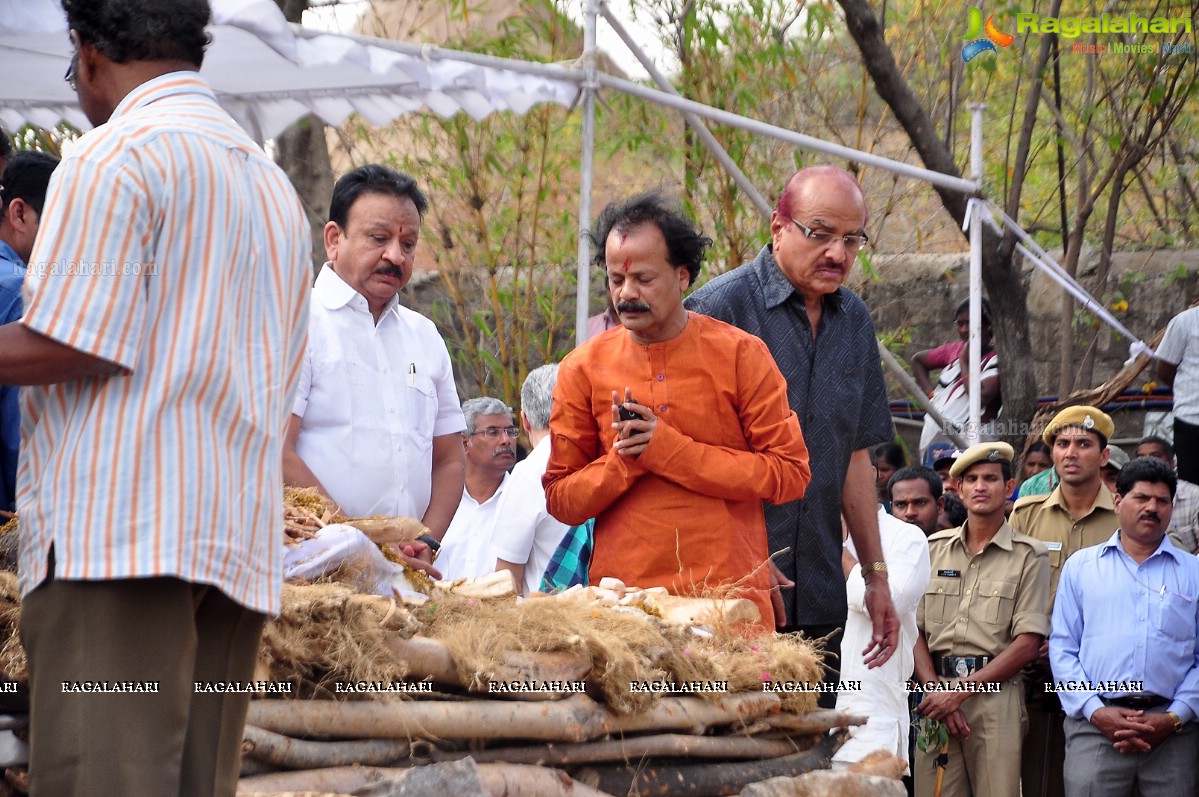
left=619, top=401, right=644, bottom=422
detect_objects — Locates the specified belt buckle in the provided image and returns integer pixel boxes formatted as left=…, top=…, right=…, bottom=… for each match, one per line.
left=952, top=656, right=976, bottom=678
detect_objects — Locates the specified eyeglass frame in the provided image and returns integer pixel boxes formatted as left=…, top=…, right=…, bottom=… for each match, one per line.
left=64, top=30, right=80, bottom=91
left=469, top=426, right=520, bottom=439
left=64, top=51, right=78, bottom=91
left=789, top=218, right=869, bottom=252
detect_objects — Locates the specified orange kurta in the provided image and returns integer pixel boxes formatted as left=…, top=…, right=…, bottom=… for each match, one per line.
left=543, top=312, right=811, bottom=629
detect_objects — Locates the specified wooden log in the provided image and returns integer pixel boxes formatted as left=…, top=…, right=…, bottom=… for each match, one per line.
left=577, top=729, right=846, bottom=797
left=247, top=693, right=783, bottom=744
left=474, top=763, right=617, bottom=797
left=431, top=733, right=808, bottom=766
left=239, top=765, right=408, bottom=794
left=247, top=693, right=607, bottom=742
left=239, top=760, right=614, bottom=797
left=237, top=756, right=277, bottom=778
left=384, top=635, right=459, bottom=683
left=650, top=594, right=760, bottom=626
left=750, top=710, right=866, bottom=735
left=385, top=635, right=593, bottom=700
left=603, top=693, right=781, bottom=735
left=242, top=725, right=409, bottom=769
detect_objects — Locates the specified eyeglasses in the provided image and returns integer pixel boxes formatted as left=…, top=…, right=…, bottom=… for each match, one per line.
left=471, top=427, right=520, bottom=439
left=64, top=51, right=78, bottom=91
left=789, top=219, right=869, bottom=252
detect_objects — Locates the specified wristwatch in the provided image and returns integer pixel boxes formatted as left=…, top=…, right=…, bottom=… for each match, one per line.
left=417, top=533, right=441, bottom=553
left=1168, top=711, right=1184, bottom=733
left=861, top=562, right=889, bottom=575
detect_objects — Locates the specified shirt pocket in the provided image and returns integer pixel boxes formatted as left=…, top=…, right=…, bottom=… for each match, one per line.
left=978, top=578, right=1018, bottom=627
left=406, top=373, right=438, bottom=442
left=1155, top=592, right=1196, bottom=642
left=924, top=578, right=961, bottom=627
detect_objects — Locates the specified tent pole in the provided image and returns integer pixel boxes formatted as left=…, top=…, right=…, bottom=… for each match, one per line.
left=576, top=0, right=599, bottom=345
left=596, top=2, right=771, bottom=219
left=595, top=72, right=978, bottom=196
left=967, top=103, right=985, bottom=445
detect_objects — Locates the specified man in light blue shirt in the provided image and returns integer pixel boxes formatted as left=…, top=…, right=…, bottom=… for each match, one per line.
left=1050, top=456, right=1199, bottom=797
left=0, top=151, right=58, bottom=512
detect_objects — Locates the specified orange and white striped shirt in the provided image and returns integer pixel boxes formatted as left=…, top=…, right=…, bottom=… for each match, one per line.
left=17, top=73, right=311, bottom=615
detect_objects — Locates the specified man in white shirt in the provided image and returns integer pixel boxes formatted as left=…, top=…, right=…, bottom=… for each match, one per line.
left=834, top=506, right=931, bottom=769
left=437, top=397, right=516, bottom=580
left=284, top=165, right=466, bottom=570
left=494, top=364, right=570, bottom=595
left=1157, top=306, right=1199, bottom=487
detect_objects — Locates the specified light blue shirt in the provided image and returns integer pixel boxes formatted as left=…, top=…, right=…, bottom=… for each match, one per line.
left=0, top=239, right=25, bottom=513
left=1050, top=530, right=1199, bottom=722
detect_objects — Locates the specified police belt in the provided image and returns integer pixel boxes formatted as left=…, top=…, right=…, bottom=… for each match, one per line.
left=1100, top=694, right=1169, bottom=710
left=933, top=655, right=992, bottom=678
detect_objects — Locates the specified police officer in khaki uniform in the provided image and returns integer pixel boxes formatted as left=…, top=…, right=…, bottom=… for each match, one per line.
left=1010, top=406, right=1119, bottom=797
left=914, top=442, right=1050, bottom=797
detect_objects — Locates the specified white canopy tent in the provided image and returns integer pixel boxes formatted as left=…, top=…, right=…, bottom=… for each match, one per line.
left=0, top=0, right=582, bottom=138
left=0, top=0, right=1150, bottom=443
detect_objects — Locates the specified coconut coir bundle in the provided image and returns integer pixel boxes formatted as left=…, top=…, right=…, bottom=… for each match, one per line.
left=414, top=593, right=824, bottom=715
left=0, top=572, right=24, bottom=682
left=260, top=582, right=421, bottom=697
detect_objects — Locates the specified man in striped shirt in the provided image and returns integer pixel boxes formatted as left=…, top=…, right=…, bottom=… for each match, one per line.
left=0, top=1, right=311, bottom=794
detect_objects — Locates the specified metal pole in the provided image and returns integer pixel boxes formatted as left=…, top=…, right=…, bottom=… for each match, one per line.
left=879, top=345, right=968, bottom=449
left=575, top=0, right=599, bottom=345
left=596, top=1, right=772, bottom=218
left=967, top=103, right=986, bottom=445
left=595, top=72, right=979, bottom=196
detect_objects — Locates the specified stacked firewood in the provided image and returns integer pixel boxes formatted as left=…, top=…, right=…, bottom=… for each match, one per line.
left=236, top=573, right=890, bottom=797
left=0, top=498, right=905, bottom=796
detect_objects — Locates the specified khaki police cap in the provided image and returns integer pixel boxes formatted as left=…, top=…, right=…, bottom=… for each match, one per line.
left=949, top=441, right=1015, bottom=479
left=1041, top=405, right=1114, bottom=445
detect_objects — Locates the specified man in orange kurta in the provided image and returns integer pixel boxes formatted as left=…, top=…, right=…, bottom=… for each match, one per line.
left=543, top=193, right=811, bottom=629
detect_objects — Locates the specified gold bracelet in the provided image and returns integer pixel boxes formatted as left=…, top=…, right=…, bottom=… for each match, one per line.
left=861, top=562, right=889, bottom=575
left=1168, top=711, right=1183, bottom=733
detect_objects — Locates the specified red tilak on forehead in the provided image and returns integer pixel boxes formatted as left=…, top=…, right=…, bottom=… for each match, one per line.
left=623, top=257, right=631, bottom=272
left=620, top=231, right=628, bottom=245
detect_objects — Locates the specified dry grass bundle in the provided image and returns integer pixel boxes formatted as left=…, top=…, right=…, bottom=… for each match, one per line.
left=283, top=487, right=346, bottom=546
left=0, top=573, right=23, bottom=682
left=260, top=583, right=420, bottom=697
left=412, top=593, right=824, bottom=715
left=717, top=634, right=823, bottom=714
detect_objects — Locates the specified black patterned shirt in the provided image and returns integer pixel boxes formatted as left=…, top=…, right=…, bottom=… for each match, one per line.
left=686, top=245, right=893, bottom=626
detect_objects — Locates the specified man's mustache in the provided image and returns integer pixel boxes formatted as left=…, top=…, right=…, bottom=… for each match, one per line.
left=617, top=301, right=650, bottom=313
left=375, top=264, right=405, bottom=280
left=1138, top=512, right=1161, bottom=523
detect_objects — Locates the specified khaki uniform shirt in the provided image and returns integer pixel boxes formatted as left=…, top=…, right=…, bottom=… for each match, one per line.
left=919, top=520, right=1050, bottom=658
left=1009, top=484, right=1117, bottom=604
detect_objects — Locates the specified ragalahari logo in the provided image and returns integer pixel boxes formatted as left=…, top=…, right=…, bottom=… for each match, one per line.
left=962, top=7, right=1015, bottom=62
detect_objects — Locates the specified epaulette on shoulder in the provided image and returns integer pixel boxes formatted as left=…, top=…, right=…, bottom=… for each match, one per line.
left=1012, top=492, right=1051, bottom=512
left=1011, top=531, right=1049, bottom=556
left=927, top=528, right=961, bottom=544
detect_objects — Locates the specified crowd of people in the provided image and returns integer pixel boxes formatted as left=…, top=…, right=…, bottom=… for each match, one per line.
left=0, top=2, right=1197, bottom=796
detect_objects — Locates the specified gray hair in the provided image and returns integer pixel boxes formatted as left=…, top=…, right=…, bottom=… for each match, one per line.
left=461, top=397, right=512, bottom=435
left=520, top=364, right=559, bottom=430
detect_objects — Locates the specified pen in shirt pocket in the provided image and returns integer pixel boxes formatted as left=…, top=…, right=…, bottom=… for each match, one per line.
left=409, top=363, right=416, bottom=385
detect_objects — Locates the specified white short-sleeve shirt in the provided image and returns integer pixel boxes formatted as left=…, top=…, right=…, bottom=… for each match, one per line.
left=1158, top=307, right=1199, bottom=424
left=437, top=474, right=509, bottom=581
left=293, top=265, right=465, bottom=518
left=491, top=436, right=570, bottom=594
